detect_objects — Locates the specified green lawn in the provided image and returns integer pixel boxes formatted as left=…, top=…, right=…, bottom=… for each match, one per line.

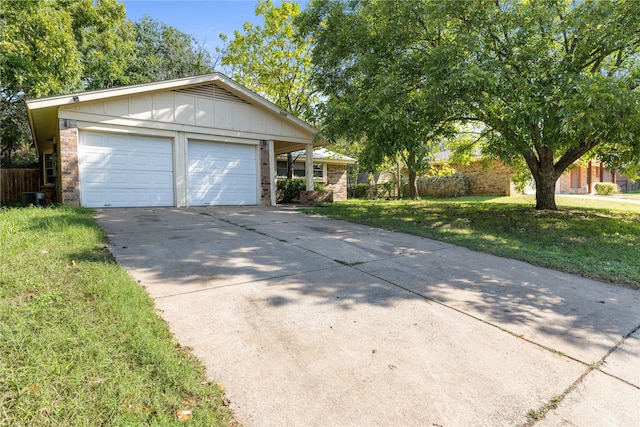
left=619, top=190, right=640, bottom=200
left=307, top=195, right=640, bottom=289
left=0, top=207, right=235, bottom=426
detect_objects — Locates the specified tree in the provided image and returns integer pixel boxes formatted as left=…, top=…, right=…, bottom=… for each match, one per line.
left=219, top=0, right=317, bottom=122
left=0, top=0, right=83, bottom=166
left=127, top=15, right=215, bottom=84
left=444, top=0, right=640, bottom=210
left=298, top=0, right=457, bottom=197
left=60, top=0, right=136, bottom=89
left=301, top=0, right=640, bottom=209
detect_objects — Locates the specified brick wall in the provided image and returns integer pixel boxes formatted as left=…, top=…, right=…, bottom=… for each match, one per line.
left=557, top=163, right=615, bottom=194
left=326, top=164, right=348, bottom=201
left=454, top=160, right=513, bottom=195
left=259, top=140, right=272, bottom=206
left=58, top=119, right=80, bottom=206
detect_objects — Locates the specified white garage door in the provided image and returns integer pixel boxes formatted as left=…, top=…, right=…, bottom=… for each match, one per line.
left=78, top=132, right=174, bottom=208
left=188, top=141, right=258, bottom=206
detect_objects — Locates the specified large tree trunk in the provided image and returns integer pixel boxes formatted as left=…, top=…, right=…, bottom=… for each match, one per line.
left=524, top=137, right=597, bottom=210
left=534, top=174, right=558, bottom=210
left=527, top=148, right=559, bottom=210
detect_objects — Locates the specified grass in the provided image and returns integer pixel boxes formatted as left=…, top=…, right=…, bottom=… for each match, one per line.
left=619, top=189, right=640, bottom=200
left=0, top=207, right=235, bottom=426
left=306, top=195, right=640, bottom=289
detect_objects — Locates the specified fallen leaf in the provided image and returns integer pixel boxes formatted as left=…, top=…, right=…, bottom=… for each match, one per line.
left=176, top=409, right=192, bottom=421
left=182, top=397, right=196, bottom=406
left=29, top=384, right=40, bottom=392
left=155, top=309, right=164, bottom=316
left=71, top=260, right=76, bottom=267
left=40, top=249, right=50, bottom=255
left=222, top=398, right=231, bottom=406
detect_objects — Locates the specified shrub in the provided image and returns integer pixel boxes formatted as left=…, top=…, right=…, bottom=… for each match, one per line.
left=348, top=184, right=370, bottom=199
left=377, top=180, right=396, bottom=199
left=277, top=179, right=326, bottom=203
left=348, top=181, right=398, bottom=199
left=416, top=173, right=471, bottom=197
left=594, top=182, right=619, bottom=195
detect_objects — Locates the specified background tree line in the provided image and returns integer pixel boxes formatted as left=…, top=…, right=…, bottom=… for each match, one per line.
left=0, top=0, right=215, bottom=167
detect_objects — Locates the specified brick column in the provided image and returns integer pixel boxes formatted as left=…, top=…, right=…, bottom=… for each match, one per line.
left=327, top=164, right=348, bottom=201
left=259, top=140, right=272, bottom=206
left=59, top=119, right=81, bottom=206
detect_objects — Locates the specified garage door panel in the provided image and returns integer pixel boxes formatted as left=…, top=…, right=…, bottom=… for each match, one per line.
left=83, top=189, right=174, bottom=207
left=79, top=132, right=174, bottom=208
left=188, top=140, right=257, bottom=206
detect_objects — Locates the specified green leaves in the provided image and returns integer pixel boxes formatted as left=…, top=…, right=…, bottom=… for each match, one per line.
left=0, top=0, right=83, bottom=98
left=218, top=0, right=318, bottom=122
left=127, top=16, right=214, bottom=84
left=301, top=0, right=640, bottom=209
left=299, top=0, right=458, bottom=196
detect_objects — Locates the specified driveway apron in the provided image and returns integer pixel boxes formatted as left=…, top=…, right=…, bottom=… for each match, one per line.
left=96, top=206, right=640, bottom=427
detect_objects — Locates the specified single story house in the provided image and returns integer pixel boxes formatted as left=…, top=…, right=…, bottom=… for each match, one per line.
left=26, top=73, right=325, bottom=208
left=556, top=160, right=616, bottom=194
left=276, top=148, right=356, bottom=201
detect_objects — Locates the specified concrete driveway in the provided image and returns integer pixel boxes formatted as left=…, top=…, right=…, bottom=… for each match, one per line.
left=96, top=206, right=640, bottom=426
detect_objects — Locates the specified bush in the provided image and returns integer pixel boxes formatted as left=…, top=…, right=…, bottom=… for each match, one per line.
left=416, top=173, right=471, bottom=197
left=594, top=182, right=619, bottom=195
left=348, top=184, right=370, bottom=199
left=277, top=179, right=326, bottom=203
left=348, top=181, right=397, bottom=199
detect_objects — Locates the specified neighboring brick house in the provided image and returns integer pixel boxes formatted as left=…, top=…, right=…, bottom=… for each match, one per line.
left=452, top=160, right=515, bottom=195
left=276, top=148, right=356, bottom=201
left=556, top=161, right=616, bottom=194
left=438, top=155, right=621, bottom=196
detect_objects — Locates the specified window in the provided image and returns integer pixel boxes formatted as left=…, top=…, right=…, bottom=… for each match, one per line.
left=44, top=154, right=57, bottom=185
left=277, top=161, right=288, bottom=177
left=277, top=161, right=323, bottom=180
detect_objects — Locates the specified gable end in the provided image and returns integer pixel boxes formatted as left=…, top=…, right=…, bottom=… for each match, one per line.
left=173, top=83, right=250, bottom=105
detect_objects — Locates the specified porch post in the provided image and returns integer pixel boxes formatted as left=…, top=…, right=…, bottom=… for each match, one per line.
left=305, top=144, right=314, bottom=191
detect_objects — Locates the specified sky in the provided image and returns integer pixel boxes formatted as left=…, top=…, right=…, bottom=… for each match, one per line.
left=120, top=0, right=308, bottom=52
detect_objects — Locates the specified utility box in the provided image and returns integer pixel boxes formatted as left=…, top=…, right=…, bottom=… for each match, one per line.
left=22, top=192, right=45, bottom=207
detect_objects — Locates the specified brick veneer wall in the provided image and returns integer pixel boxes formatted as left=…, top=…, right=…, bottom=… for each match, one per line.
left=326, top=164, right=348, bottom=201
left=259, top=140, right=272, bottom=206
left=557, top=163, right=614, bottom=194
left=556, top=170, right=585, bottom=194
left=58, top=119, right=81, bottom=206
left=454, top=160, right=513, bottom=195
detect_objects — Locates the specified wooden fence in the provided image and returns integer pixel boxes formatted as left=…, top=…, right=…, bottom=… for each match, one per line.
left=1, top=169, right=41, bottom=204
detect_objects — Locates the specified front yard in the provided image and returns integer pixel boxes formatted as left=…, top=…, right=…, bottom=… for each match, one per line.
left=0, top=207, right=235, bottom=426
left=307, top=195, right=640, bottom=289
